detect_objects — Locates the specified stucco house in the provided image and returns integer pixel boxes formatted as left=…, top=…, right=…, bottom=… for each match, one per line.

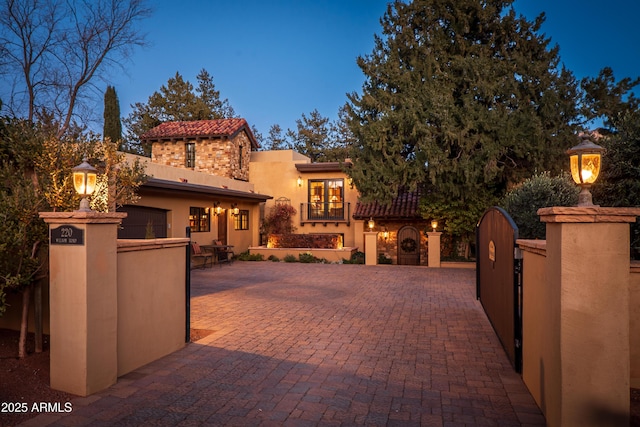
left=120, top=118, right=431, bottom=264
left=118, top=119, right=271, bottom=252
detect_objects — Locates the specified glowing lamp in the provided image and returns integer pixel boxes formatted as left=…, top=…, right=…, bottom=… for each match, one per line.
left=214, top=202, right=223, bottom=216
left=297, top=176, right=303, bottom=187
left=368, top=218, right=375, bottom=230
left=431, top=220, right=438, bottom=232
left=567, top=135, right=605, bottom=207
left=72, top=158, right=97, bottom=212
left=232, top=204, right=239, bottom=216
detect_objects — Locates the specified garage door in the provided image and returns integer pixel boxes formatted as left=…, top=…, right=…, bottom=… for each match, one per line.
left=117, top=205, right=168, bottom=239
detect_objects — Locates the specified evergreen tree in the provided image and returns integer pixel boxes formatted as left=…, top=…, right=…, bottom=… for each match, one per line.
left=286, top=109, right=348, bottom=162
left=346, top=0, right=580, bottom=238
left=263, top=124, right=290, bottom=150
left=584, top=68, right=640, bottom=258
left=287, top=109, right=332, bottom=162
left=103, top=86, right=123, bottom=146
left=123, top=69, right=236, bottom=155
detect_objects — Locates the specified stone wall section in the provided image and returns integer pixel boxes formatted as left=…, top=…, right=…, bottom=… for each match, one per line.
left=151, top=131, right=252, bottom=181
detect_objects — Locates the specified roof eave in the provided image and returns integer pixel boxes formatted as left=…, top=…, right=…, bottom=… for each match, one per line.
left=141, top=177, right=272, bottom=202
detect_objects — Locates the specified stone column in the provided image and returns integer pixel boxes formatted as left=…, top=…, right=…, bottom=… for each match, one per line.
left=364, top=231, right=378, bottom=265
left=538, top=206, right=640, bottom=427
left=427, top=231, right=442, bottom=268
left=39, top=211, right=126, bottom=397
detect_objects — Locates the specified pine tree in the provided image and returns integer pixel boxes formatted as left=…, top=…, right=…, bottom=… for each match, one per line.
left=263, top=124, right=290, bottom=150
left=103, top=86, right=123, bottom=146
left=123, top=70, right=236, bottom=155
left=287, top=109, right=348, bottom=162
left=346, top=0, right=581, bottom=238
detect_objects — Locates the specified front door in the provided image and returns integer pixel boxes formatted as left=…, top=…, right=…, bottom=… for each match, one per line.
left=397, top=226, right=420, bottom=265
left=218, top=211, right=227, bottom=245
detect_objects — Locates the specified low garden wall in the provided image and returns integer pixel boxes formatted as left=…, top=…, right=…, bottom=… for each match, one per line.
left=116, top=238, right=187, bottom=376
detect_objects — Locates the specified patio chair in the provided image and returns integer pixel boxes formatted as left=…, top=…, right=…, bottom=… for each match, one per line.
left=191, top=242, right=213, bottom=269
left=214, top=240, right=234, bottom=265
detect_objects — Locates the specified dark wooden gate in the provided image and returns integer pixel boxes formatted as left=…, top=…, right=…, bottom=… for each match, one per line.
left=476, top=207, right=522, bottom=372
left=397, top=226, right=420, bottom=265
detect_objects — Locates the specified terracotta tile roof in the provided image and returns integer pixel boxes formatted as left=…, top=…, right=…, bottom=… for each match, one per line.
left=140, top=119, right=259, bottom=148
left=353, top=188, right=423, bottom=220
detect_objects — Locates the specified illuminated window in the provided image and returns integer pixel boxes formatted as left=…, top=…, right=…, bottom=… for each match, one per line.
left=234, top=210, right=249, bottom=230
left=185, top=143, right=196, bottom=168
left=308, top=179, right=344, bottom=220
left=189, top=207, right=210, bottom=232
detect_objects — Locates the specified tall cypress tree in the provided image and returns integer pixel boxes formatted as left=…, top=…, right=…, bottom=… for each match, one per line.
left=103, top=85, right=123, bottom=146
left=346, top=0, right=581, bottom=238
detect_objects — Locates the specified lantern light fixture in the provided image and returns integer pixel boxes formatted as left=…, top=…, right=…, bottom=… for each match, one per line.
left=431, top=220, right=438, bottom=232
left=231, top=203, right=239, bottom=216
left=213, top=201, right=223, bottom=216
left=567, top=134, right=605, bottom=207
left=72, top=158, right=98, bottom=212
left=368, top=217, right=375, bottom=230
left=297, top=176, right=303, bottom=187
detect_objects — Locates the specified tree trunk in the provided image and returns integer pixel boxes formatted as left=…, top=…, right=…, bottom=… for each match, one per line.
left=18, top=286, right=31, bottom=359
left=34, top=280, right=42, bottom=353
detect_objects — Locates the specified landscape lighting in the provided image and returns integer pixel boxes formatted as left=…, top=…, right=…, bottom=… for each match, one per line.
left=72, top=158, right=97, bottom=212
left=567, top=135, right=605, bottom=207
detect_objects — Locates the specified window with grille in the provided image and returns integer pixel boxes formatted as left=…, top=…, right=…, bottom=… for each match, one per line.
left=189, top=207, right=210, bottom=232
left=308, top=179, right=344, bottom=220
left=185, top=143, right=196, bottom=168
left=234, top=210, right=249, bottom=230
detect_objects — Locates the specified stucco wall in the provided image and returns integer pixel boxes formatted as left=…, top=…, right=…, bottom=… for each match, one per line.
left=631, top=261, right=640, bottom=387
left=116, top=239, right=187, bottom=376
left=517, top=240, right=561, bottom=424
left=519, top=237, right=638, bottom=426
left=249, top=150, right=360, bottom=248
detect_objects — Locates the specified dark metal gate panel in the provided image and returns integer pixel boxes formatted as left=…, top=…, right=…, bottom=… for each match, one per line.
left=476, top=207, right=522, bottom=372
left=397, top=226, right=420, bottom=265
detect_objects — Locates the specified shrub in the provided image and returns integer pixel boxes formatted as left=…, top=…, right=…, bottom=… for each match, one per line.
left=298, top=252, right=317, bottom=263
left=261, top=203, right=297, bottom=235
left=237, top=251, right=264, bottom=261
left=501, top=172, right=579, bottom=239
left=378, top=253, right=392, bottom=264
left=267, top=255, right=280, bottom=262
left=342, top=251, right=365, bottom=264
left=283, top=254, right=297, bottom=263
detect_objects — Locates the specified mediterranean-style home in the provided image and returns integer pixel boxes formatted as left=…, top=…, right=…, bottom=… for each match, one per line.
left=120, top=118, right=431, bottom=265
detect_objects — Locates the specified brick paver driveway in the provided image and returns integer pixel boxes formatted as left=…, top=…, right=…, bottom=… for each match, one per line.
left=26, top=262, right=544, bottom=427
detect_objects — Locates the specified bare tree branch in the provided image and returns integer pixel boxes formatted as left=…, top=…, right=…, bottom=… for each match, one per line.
left=0, top=0, right=151, bottom=136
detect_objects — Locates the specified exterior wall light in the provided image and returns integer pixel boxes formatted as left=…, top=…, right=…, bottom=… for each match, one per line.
left=567, top=134, right=605, bottom=207
left=383, top=228, right=389, bottom=240
left=431, top=220, right=438, bottom=232
left=72, top=158, right=97, bottom=212
left=368, top=217, right=375, bottom=230
left=297, top=176, right=303, bottom=187
left=231, top=203, right=239, bottom=216
left=213, top=201, right=223, bottom=216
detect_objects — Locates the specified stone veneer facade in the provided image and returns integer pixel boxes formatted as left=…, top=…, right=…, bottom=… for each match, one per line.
left=152, top=132, right=252, bottom=181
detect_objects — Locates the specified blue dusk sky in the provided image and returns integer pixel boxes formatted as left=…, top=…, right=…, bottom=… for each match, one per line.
left=109, top=1, right=640, bottom=138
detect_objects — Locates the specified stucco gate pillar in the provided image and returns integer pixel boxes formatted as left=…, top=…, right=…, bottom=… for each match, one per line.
left=39, top=211, right=126, bottom=397
left=427, top=231, right=442, bottom=268
left=538, top=206, right=640, bottom=427
left=364, top=231, right=378, bottom=265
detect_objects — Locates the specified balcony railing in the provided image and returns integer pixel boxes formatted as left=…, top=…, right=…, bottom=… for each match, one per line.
left=300, top=202, right=351, bottom=226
